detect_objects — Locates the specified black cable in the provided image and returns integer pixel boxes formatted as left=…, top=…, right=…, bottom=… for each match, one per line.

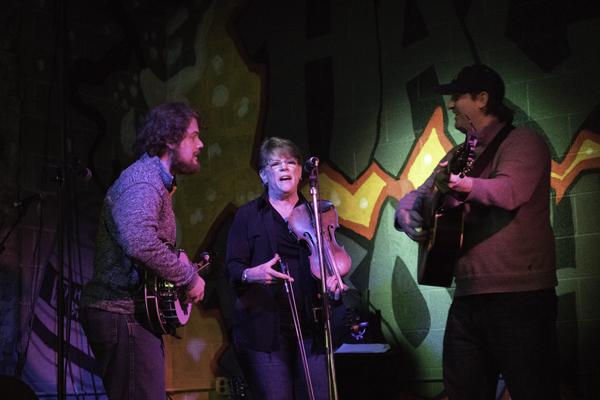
left=13, top=0, right=62, bottom=380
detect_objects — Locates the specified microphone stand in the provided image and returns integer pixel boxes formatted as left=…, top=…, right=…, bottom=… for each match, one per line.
left=52, top=165, right=67, bottom=400
left=0, top=205, right=30, bottom=256
left=51, top=160, right=88, bottom=400
left=306, top=162, right=339, bottom=400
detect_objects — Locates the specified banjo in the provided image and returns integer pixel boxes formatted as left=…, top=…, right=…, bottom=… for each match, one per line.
left=138, top=245, right=211, bottom=337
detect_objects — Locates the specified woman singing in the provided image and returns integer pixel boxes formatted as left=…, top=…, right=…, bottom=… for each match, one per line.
left=225, top=137, right=346, bottom=400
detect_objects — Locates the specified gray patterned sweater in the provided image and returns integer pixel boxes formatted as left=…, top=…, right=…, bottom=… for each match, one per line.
left=80, top=154, right=199, bottom=314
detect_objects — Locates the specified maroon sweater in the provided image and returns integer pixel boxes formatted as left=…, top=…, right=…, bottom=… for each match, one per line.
left=396, top=119, right=557, bottom=296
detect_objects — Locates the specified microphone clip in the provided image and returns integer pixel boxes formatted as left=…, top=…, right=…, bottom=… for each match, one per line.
left=66, top=156, right=92, bottom=181
left=303, top=156, right=319, bottom=174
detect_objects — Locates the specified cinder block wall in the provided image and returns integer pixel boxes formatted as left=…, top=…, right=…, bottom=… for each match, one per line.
left=1, top=1, right=599, bottom=399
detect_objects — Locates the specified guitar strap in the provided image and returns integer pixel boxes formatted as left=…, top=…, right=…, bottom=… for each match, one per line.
left=466, top=123, right=516, bottom=178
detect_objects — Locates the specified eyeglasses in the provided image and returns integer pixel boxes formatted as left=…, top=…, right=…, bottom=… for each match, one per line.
left=265, top=159, right=298, bottom=170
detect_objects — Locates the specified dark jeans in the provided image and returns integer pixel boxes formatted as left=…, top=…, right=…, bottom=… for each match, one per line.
left=233, top=324, right=329, bottom=400
left=80, top=308, right=166, bottom=400
left=443, top=288, right=560, bottom=400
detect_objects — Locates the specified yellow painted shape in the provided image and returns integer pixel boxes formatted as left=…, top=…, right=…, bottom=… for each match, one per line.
left=551, top=139, right=600, bottom=180
left=172, top=0, right=264, bottom=254
left=407, top=127, right=448, bottom=189
left=302, top=172, right=387, bottom=228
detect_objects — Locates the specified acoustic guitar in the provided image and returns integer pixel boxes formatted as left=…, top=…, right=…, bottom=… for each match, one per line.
left=139, top=245, right=211, bottom=337
left=417, top=125, right=477, bottom=287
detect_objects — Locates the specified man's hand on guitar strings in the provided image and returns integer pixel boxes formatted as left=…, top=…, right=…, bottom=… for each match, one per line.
left=177, top=249, right=206, bottom=303
left=435, top=161, right=473, bottom=195
left=396, top=209, right=427, bottom=242
left=183, top=277, right=205, bottom=304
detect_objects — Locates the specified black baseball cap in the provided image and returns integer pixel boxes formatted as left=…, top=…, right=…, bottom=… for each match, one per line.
left=435, top=64, right=505, bottom=102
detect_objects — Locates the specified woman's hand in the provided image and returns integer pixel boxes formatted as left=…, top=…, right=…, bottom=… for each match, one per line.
left=244, top=254, right=293, bottom=285
left=326, top=275, right=349, bottom=301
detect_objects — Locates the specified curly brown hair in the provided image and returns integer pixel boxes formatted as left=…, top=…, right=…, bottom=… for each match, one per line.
left=132, top=102, right=205, bottom=158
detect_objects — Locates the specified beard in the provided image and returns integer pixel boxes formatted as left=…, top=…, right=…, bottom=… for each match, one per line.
left=171, top=149, right=200, bottom=175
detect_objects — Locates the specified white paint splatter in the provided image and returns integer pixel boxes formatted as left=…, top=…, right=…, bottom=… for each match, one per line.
left=212, top=55, right=223, bottom=74
left=330, top=191, right=341, bottom=207
left=206, top=188, right=216, bottom=202
left=212, top=85, right=229, bottom=107
left=208, top=143, right=222, bottom=158
left=190, top=208, right=204, bottom=225
left=359, top=198, right=368, bottom=209
left=187, top=338, right=206, bottom=362
left=129, top=84, right=138, bottom=98
left=238, top=97, right=249, bottom=117
left=247, top=191, right=260, bottom=202
left=235, top=194, right=247, bottom=206
left=424, top=154, right=432, bottom=165
left=164, top=38, right=183, bottom=67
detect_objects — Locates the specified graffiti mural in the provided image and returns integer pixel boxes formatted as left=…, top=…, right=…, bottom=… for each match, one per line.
left=6, top=0, right=598, bottom=398
left=167, top=0, right=600, bottom=398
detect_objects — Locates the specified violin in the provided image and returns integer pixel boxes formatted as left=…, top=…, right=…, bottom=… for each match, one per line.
left=288, top=200, right=368, bottom=340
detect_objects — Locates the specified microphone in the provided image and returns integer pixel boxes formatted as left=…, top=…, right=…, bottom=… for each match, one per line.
left=68, top=157, right=92, bottom=181
left=303, top=156, right=319, bottom=174
left=12, top=192, right=46, bottom=208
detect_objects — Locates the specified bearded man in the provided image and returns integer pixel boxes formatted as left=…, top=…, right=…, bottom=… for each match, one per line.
left=80, top=102, right=206, bottom=400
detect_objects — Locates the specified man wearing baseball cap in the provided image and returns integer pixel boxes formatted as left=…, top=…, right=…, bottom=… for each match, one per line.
left=395, top=64, right=560, bottom=399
